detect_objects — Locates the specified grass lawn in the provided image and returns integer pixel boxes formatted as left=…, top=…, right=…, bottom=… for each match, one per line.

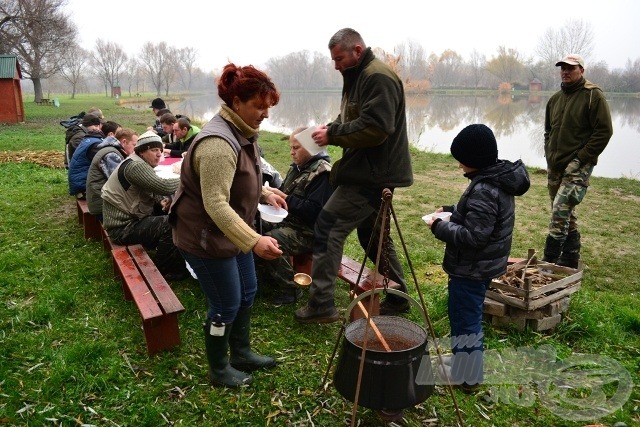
left=0, top=95, right=638, bottom=426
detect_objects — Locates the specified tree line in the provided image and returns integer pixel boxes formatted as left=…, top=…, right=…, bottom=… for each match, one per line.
left=1, top=0, right=639, bottom=102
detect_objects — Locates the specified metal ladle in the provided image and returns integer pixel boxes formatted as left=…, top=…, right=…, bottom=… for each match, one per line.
left=294, top=273, right=390, bottom=351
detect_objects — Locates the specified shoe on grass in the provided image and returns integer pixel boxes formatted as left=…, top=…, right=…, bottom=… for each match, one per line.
left=294, top=303, right=339, bottom=324
left=270, top=288, right=302, bottom=305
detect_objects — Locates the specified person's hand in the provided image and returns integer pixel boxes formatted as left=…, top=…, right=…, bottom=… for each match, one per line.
left=253, top=236, right=283, bottom=260
left=163, top=148, right=171, bottom=156
left=265, top=192, right=287, bottom=210
left=564, top=158, right=581, bottom=175
left=426, top=206, right=445, bottom=227
left=268, top=187, right=287, bottom=199
left=311, top=126, right=329, bottom=147
left=160, top=197, right=172, bottom=212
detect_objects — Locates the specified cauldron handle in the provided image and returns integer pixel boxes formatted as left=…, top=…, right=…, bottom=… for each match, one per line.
left=344, top=288, right=428, bottom=329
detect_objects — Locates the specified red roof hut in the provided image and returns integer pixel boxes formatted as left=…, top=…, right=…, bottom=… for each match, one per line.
left=0, top=55, right=25, bottom=123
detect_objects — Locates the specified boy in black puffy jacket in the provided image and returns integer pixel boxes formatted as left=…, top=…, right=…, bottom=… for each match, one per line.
left=425, top=124, right=530, bottom=393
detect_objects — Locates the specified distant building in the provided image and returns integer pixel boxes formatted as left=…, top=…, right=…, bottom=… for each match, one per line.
left=0, top=55, right=25, bottom=123
left=529, top=78, right=543, bottom=92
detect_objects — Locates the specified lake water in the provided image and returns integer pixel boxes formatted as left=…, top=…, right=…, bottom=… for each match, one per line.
left=147, top=93, right=640, bottom=179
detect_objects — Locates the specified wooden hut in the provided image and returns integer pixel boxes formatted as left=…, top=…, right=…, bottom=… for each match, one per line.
left=529, top=78, right=542, bottom=92
left=0, top=55, right=25, bottom=123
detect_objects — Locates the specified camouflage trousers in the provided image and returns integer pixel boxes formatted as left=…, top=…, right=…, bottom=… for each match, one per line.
left=254, top=222, right=314, bottom=296
left=547, top=158, right=594, bottom=240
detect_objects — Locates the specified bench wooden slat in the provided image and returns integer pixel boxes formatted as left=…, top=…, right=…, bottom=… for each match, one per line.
left=337, top=255, right=402, bottom=321
left=338, top=255, right=401, bottom=291
left=125, top=245, right=183, bottom=354
left=112, top=246, right=164, bottom=320
left=128, top=245, right=185, bottom=315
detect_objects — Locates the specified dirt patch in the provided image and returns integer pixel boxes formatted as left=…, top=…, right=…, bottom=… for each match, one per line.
left=610, top=187, right=640, bottom=203
left=0, top=150, right=65, bottom=169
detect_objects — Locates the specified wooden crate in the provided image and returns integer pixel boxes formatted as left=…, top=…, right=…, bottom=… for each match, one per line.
left=486, top=259, right=582, bottom=311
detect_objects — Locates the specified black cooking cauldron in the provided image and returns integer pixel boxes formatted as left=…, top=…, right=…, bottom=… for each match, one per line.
left=333, top=289, right=434, bottom=411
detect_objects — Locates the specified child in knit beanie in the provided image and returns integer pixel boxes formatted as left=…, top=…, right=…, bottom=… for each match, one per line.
left=424, top=123, right=530, bottom=393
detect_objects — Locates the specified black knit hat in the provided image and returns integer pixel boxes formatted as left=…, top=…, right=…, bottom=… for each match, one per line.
left=149, top=98, right=166, bottom=109
left=450, top=124, right=498, bottom=169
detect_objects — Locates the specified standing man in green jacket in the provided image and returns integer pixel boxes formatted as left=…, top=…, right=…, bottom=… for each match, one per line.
left=543, top=54, right=613, bottom=268
left=294, top=28, right=413, bottom=323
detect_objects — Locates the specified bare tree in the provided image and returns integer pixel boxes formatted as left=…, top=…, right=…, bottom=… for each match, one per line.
left=266, top=50, right=337, bottom=91
left=140, top=41, right=171, bottom=96
left=118, top=58, right=139, bottom=97
left=162, top=45, right=178, bottom=96
left=92, top=38, right=127, bottom=97
left=0, top=0, right=77, bottom=101
left=468, top=50, right=486, bottom=88
left=536, top=19, right=595, bottom=65
left=622, top=58, right=640, bottom=93
left=176, top=47, right=197, bottom=91
left=394, top=39, right=428, bottom=84
left=60, top=44, right=88, bottom=98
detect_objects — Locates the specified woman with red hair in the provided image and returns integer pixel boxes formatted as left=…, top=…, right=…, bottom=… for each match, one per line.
left=170, top=63, right=286, bottom=387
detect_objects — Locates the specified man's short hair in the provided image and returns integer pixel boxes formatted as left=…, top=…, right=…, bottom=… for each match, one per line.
left=115, top=128, right=137, bottom=141
left=328, top=28, right=365, bottom=50
left=176, top=117, right=191, bottom=131
left=156, top=108, right=172, bottom=118
left=159, top=113, right=177, bottom=125
left=101, top=121, right=120, bottom=135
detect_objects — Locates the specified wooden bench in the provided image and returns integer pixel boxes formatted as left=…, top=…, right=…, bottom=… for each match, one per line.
left=111, top=243, right=185, bottom=355
left=337, top=255, right=401, bottom=320
left=35, top=98, right=52, bottom=105
left=76, top=199, right=102, bottom=240
left=74, top=200, right=185, bottom=354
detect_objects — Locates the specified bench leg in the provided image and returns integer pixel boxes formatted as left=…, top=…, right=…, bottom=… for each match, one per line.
left=82, top=211, right=102, bottom=240
left=76, top=202, right=84, bottom=225
left=143, top=313, right=181, bottom=355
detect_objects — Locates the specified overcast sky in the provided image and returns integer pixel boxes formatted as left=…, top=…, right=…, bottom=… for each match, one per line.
left=65, top=0, right=638, bottom=72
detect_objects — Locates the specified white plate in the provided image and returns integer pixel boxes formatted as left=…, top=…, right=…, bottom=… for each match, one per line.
left=293, top=126, right=324, bottom=155
left=154, top=165, right=180, bottom=179
left=258, top=204, right=288, bottom=223
left=422, top=211, right=452, bottom=223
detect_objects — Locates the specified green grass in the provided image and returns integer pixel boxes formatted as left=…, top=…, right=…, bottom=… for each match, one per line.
left=0, top=95, right=638, bottom=426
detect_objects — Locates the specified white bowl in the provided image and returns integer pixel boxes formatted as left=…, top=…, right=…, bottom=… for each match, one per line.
left=258, top=204, right=288, bottom=223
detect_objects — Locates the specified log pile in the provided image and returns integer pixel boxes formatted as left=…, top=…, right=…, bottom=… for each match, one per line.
left=483, top=250, right=582, bottom=332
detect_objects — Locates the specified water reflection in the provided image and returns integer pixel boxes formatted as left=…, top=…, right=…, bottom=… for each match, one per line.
left=159, top=93, right=639, bottom=179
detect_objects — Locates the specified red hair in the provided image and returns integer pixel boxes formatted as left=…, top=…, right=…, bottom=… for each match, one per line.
left=217, top=63, right=280, bottom=109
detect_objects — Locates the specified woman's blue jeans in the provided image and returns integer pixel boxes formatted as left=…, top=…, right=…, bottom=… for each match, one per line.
left=180, top=249, right=257, bottom=324
left=448, top=276, right=490, bottom=385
